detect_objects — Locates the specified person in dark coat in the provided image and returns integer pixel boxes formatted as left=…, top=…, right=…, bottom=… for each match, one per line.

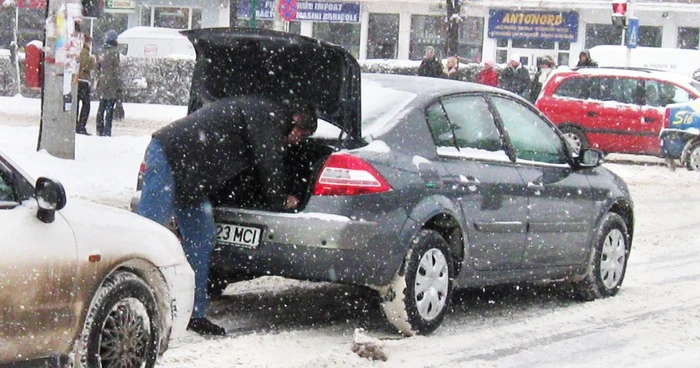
left=577, top=50, right=598, bottom=68
left=528, top=55, right=555, bottom=103
left=95, top=30, right=121, bottom=136
left=418, top=46, right=444, bottom=78
left=137, top=95, right=317, bottom=336
left=500, top=54, right=531, bottom=97
left=76, top=34, right=95, bottom=135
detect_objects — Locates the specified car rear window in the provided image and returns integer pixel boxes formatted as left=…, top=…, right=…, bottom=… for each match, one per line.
left=553, top=77, right=588, bottom=99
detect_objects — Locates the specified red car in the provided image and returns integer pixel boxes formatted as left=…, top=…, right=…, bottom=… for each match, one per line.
left=536, top=68, right=700, bottom=156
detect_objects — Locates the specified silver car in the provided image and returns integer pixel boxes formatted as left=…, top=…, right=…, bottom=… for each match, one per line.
left=134, top=28, right=635, bottom=337
left=1, top=151, right=194, bottom=367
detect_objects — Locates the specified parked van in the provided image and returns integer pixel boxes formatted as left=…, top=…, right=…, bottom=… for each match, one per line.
left=588, top=45, right=700, bottom=79
left=117, top=26, right=195, bottom=58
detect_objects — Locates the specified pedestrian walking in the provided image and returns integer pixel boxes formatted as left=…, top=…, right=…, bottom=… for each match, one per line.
left=477, top=60, right=499, bottom=87
left=76, top=34, right=94, bottom=135
left=137, top=95, right=317, bottom=336
left=500, top=54, right=531, bottom=97
left=95, top=30, right=121, bottom=137
left=528, top=55, right=555, bottom=103
left=576, top=50, right=598, bottom=68
left=418, top=46, right=444, bottom=78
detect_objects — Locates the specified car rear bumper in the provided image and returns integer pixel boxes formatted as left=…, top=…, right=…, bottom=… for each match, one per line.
left=212, top=208, right=409, bottom=286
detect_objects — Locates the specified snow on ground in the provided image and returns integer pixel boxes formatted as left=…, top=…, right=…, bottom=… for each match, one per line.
left=1, top=96, right=700, bottom=367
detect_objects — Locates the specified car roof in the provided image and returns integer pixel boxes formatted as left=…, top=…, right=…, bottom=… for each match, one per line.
left=551, top=67, right=700, bottom=89
left=362, top=73, right=516, bottom=98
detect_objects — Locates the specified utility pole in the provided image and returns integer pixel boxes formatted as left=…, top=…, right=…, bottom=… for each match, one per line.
left=38, top=0, right=80, bottom=159
left=445, top=0, right=461, bottom=57
left=625, top=0, right=635, bottom=67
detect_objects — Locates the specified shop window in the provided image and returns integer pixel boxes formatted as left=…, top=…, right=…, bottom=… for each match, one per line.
left=313, top=23, right=361, bottom=59
left=154, top=7, right=190, bottom=29
left=288, top=22, right=301, bottom=34
left=559, top=41, right=571, bottom=50
left=93, top=13, right=128, bottom=47
left=678, top=27, right=699, bottom=49
left=139, top=6, right=152, bottom=26
left=14, top=8, right=44, bottom=47
left=558, top=52, right=570, bottom=67
left=496, top=49, right=508, bottom=64
left=410, top=15, right=444, bottom=60
left=585, top=24, right=623, bottom=48
left=369, top=14, right=399, bottom=59
left=639, top=26, right=661, bottom=47
left=512, top=39, right=555, bottom=49
left=192, top=8, right=202, bottom=29
left=497, top=39, right=508, bottom=48
left=458, top=17, right=484, bottom=62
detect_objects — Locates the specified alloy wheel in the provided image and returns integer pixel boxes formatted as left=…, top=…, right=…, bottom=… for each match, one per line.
left=599, top=229, right=626, bottom=290
left=688, top=146, right=700, bottom=171
left=98, top=298, right=152, bottom=368
left=414, top=248, right=449, bottom=321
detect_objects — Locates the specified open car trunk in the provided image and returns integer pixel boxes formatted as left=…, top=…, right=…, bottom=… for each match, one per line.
left=182, top=28, right=364, bottom=212
left=209, top=139, right=334, bottom=211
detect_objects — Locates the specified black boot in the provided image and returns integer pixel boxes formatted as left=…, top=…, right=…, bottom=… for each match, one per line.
left=187, top=318, right=226, bottom=336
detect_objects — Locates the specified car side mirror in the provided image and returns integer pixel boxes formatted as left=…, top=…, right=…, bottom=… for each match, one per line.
left=578, top=149, right=603, bottom=168
left=35, top=177, right=67, bottom=223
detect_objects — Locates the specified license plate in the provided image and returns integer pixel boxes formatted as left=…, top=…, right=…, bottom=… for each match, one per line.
left=215, top=223, right=263, bottom=249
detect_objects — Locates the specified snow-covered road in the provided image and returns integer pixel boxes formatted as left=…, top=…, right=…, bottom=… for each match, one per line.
left=1, top=97, right=699, bottom=367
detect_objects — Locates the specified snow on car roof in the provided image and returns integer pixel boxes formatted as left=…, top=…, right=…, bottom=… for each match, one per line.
left=551, top=67, right=700, bottom=93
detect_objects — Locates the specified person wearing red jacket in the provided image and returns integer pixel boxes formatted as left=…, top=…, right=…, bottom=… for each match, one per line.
left=477, top=60, right=499, bottom=87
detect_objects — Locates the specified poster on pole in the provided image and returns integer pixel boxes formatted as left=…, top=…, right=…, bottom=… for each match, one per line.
left=627, top=17, right=639, bottom=49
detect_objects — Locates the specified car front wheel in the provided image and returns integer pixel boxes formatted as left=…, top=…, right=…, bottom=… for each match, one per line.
left=379, top=229, right=453, bottom=336
left=74, top=271, right=160, bottom=368
left=574, top=213, right=630, bottom=301
left=560, top=126, right=589, bottom=154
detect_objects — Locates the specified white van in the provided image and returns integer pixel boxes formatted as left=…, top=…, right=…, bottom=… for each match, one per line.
left=588, top=45, right=700, bottom=79
left=117, top=26, right=195, bottom=59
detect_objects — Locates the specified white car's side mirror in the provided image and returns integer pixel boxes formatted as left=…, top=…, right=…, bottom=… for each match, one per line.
left=35, top=177, right=67, bottom=223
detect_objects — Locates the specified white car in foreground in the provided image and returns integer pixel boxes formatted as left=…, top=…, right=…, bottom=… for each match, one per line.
left=0, top=150, right=194, bottom=367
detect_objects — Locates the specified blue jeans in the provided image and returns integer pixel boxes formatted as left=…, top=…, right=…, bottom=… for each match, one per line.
left=137, top=139, right=216, bottom=319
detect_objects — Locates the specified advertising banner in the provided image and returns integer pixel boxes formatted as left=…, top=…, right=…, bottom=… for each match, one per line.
left=238, top=0, right=360, bottom=23
left=488, top=9, right=578, bottom=42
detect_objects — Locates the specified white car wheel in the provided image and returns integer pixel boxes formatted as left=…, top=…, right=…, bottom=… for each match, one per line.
left=380, top=230, right=453, bottom=336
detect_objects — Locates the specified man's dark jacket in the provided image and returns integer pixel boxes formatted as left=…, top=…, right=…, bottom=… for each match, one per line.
left=153, top=95, right=294, bottom=207
left=418, top=57, right=443, bottom=78
left=500, top=66, right=531, bottom=96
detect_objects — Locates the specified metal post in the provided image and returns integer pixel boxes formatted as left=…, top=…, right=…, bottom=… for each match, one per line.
left=13, top=3, right=20, bottom=95
left=273, top=0, right=285, bottom=31
left=626, top=0, right=633, bottom=67
left=250, top=0, right=257, bottom=27
left=38, top=0, right=77, bottom=159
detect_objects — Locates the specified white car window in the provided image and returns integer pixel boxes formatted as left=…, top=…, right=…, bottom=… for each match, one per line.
left=0, top=163, right=16, bottom=203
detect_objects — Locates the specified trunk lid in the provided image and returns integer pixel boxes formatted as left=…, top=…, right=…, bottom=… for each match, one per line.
left=181, top=27, right=362, bottom=141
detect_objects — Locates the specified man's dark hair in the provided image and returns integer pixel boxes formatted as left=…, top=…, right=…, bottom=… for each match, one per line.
left=289, top=101, right=317, bottom=133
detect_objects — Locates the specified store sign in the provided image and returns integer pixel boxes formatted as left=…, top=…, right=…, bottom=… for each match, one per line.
left=238, top=0, right=360, bottom=23
left=16, top=0, right=46, bottom=8
left=488, top=9, right=578, bottom=42
left=105, top=0, right=135, bottom=13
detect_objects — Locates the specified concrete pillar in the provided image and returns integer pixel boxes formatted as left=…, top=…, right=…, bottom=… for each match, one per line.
left=359, top=10, right=369, bottom=60
left=397, top=11, right=411, bottom=60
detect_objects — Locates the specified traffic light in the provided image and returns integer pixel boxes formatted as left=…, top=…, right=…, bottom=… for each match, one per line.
left=82, top=0, right=103, bottom=18
left=611, top=0, right=628, bottom=27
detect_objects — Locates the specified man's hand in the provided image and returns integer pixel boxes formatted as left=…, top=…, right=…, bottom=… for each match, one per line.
left=285, top=195, right=300, bottom=209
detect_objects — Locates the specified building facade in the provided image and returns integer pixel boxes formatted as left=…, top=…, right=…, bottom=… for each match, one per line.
left=3, top=0, right=700, bottom=68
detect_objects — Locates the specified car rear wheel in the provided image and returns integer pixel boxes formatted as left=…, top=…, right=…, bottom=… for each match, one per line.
left=560, top=126, right=589, bottom=154
left=379, top=229, right=453, bottom=336
left=74, top=271, right=160, bottom=368
left=574, top=213, right=630, bottom=301
left=684, top=141, right=700, bottom=171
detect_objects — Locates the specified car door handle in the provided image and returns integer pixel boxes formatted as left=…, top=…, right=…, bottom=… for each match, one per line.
left=527, top=182, right=545, bottom=192
left=459, top=175, right=480, bottom=192
left=642, top=116, right=655, bottom=123
left=587, top=111, right=597, bottom=117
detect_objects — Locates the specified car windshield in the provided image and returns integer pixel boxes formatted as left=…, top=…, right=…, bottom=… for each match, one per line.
left=312, top=79, right=417, bottom=139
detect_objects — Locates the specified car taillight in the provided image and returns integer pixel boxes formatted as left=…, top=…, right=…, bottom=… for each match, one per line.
left=139, top=161, right=146, bottom=175
left=664, top=108, right=671, bottom=128
left=312, top=153, right=392, bottom=196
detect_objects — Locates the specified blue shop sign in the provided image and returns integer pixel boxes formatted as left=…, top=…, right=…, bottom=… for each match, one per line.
left=488, top=9, right=578, bottom=42
left=238, top=0, right=361, bottom=23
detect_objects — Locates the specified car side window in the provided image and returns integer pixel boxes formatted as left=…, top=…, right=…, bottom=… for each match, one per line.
left=0, top=162, right=16, bottom=203
left=593, top=77, right=643, bottom=105
left=440, top=96, right=503, bottom=152
left=426, top=102, right=454, bottom=147
left=646, top=80, right=692, bottom=106
left=553, top=76, right=589, bottom=99
left=490, top=96, right=567, bottom=164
